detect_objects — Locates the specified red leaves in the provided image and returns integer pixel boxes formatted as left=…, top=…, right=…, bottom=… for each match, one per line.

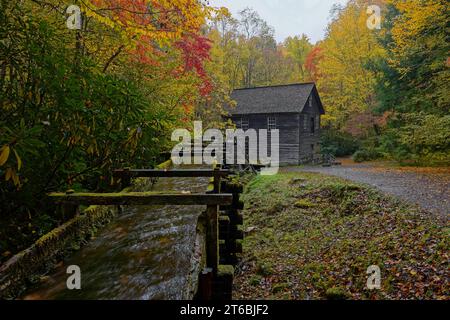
left=175, top=33, right=213, bottom=96
left=86, top=0, right=213, bottom=97
left=305, top=46, right=323, bottom=82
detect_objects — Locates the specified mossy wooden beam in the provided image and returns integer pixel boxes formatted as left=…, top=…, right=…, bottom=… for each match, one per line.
left=220, top=182, right=244, bottom=194
left=113, top=169, right=231, bottom=178
left=213, top=265, right=234, bottom=300
left=156, top=159, right=172, bottom=170
left=0, top=205, right=118, bottom=299
left=48, top=192, right=233, bottom=206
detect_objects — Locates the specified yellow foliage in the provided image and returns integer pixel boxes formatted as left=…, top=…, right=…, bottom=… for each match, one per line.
left=82, top=0, right=213, bottom=46
left=5, top=168, right=12, bottom=181
left=388, top=0, right=447, bottom=71
left=317, top=0, right=385, bottom=128
left=0, top=145, right=10, bottom=166
left=13, top=149, right=22, bottom=171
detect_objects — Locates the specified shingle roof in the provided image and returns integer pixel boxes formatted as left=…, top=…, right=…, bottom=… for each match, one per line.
left=229, top=83, right=322, bottom=115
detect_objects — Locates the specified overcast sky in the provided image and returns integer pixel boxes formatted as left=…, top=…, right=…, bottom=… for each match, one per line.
left=209, top=0, right=349, bottom=44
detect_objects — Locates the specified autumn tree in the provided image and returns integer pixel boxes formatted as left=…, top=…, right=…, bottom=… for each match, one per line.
left=0, top=0, right=216, bottom=258
left=317, top=0, right=385, bottom=129
left=284, top=34, right=313, bottom=81
left=207, top=8, right=311, bottom=90
left=305, top=46, right=324, bottom=83
left=369, top=0, right=450, bottom=162
left=374, top=0, right=449, bottom=114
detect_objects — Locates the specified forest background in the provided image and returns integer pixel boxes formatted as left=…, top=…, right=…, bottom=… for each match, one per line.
left=0, top=0, right=448, bottom=261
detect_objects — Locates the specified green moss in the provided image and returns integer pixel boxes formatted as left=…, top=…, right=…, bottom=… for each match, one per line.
left=289, top=178, right=307, bottom=185
left=207, top=183, right=215, bottom=193
left=325, top=287, right=350, bottom=300
left=249, top=275, right=263, bottom=286
left=294, top=199, right=315, bottom=209
left=156, top=160, right=172, bottom=170
left=0, top=204, right=118, bottom=299
left=272, top=283, right=289, bottom=294
left=218, top=264, right=234, bottom=276
left=256, top=262, right=273, bottom=276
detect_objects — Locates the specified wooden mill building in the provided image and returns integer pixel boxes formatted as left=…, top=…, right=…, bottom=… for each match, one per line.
left=229, top=83, right=325, bottom=165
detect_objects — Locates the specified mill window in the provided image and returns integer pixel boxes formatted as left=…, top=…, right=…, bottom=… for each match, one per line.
left=267, top=116, right=277, bottom=130
left=241, top=118, right=249, bottom=131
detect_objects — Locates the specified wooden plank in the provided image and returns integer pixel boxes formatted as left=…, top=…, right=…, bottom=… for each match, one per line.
left=48, top=192, right=233, bottom=206
left=113, top=169, right=231, bottom=178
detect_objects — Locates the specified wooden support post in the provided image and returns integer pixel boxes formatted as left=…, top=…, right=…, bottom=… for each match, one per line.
left=121, top=168, right=131, bottom=189
left=213, top=167, right=221, bottom=194
left=205, top=204, right=219, bottom=274
left=62, top=190, right=78, bottom=220
left=198, top=268, right=214, bottom=300
left=219, top=178, right=245, bottom=266
left=219, top=216, right=230, bottom=240
left=213, top=265, right=234, bottom=300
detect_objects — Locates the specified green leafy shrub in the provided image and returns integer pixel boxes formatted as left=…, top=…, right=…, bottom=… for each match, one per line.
left=378, top=113, right=450, bottom=165
left=320, top=129, right=360, bottom=157
left=0, top=2, right=184, bottom=260
left=353, top=149, right=381, bottom=163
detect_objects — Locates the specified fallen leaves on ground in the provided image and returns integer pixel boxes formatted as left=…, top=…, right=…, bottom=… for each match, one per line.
left=234, top=172, right=449, bottom=300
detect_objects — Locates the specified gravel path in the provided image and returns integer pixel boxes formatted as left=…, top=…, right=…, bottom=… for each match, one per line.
left=285, top=161, right=450, bottom=218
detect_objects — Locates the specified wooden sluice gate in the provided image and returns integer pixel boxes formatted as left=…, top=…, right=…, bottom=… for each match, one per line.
left=48, top=167, right=245, bottom=300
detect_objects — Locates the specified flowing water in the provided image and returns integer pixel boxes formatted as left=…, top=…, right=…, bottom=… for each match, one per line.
left=22, top=173, right=209, bottom=300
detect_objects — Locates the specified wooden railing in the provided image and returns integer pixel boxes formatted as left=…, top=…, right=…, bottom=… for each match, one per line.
left=113, top=168, right=231, bottom=178
left=48, top=192, right=233, bottom=206
left=113, top=168, right=230, bottom=189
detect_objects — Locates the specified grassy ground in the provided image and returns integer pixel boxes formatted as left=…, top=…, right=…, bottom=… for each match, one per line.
left=234, top=172, right=449, bottom=300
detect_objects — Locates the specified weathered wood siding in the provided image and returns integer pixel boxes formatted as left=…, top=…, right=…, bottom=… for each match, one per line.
left=230, top=113, right=300, bottom=165
left=299, top=95, right=322, bottom=163
left=229, top=92, right=323, bottom=165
